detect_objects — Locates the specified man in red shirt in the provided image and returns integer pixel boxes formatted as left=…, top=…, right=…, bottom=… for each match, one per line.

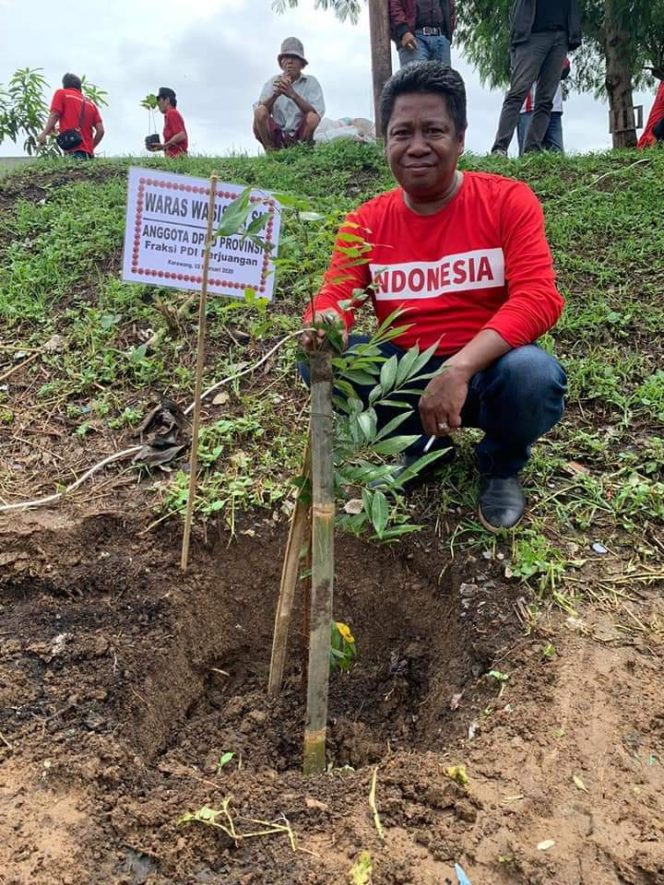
left=146, top=87, right=188, bottom=157
left=637, top=81, right=664, bottom=149
left=37, top=73, right=104, bottom=159
left=301, top=62, right=566, bottom=531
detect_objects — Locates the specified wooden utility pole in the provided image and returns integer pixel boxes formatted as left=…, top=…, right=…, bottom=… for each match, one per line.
left=368, top=0, right=393, bottom=136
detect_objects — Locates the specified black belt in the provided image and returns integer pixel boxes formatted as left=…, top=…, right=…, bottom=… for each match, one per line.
left=418, top=26, right=442, bottom=36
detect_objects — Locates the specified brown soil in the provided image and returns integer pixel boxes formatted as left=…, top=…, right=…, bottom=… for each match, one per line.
left=1, top=502, right=662, bottom=885
left=1, top=162, right=663, bottom=885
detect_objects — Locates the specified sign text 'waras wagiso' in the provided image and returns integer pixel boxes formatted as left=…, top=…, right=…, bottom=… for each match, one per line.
left=122, top=167, right=282, bottom=300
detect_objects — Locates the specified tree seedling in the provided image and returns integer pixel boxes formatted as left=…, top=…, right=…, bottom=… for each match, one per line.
left=215, top=751, right=234, bottom=774
left=141, top=93, right=160, bottom=149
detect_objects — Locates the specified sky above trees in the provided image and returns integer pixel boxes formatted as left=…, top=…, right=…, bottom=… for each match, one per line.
left=0, top=0, right=657, bottom=157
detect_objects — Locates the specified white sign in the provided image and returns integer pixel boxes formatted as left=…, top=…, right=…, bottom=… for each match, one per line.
left=122, top=167, right=282, bottom=301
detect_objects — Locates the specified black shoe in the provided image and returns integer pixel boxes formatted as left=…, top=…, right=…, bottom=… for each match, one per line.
left=478, top=475, right=525, bottom=532
left=369, top=446, right=455, bottom=490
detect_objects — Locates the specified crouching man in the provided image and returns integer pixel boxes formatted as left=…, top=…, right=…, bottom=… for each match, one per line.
left=300, top=62, right=566, bottom=532
left=253, top=37, right=325, bottom=151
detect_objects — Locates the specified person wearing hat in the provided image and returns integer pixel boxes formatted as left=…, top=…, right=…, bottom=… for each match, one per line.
left=146, top=87, right=188, bottom=157
left=254, top=37, right=325, bottom=151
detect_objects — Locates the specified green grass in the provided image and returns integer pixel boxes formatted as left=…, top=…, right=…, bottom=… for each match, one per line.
left=0, top=142, right=662, bottom=607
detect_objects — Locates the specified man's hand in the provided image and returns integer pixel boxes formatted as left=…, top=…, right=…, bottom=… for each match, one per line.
left=147, top=143, right=164, bottom=152
left=300, top=310, right=348, bottom=352
left=419, top=365, right=470, bottom=437
left=274, top=76, right=295, bottom=98
left=401, top=32, right=417, bottom=50
left=37, top=132, right=47, bottom=145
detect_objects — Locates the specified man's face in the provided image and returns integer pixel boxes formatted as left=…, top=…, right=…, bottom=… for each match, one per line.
left=280, top=54, right=304, bottom=80
left=386, top=93, right=465, bottom=201
left=156, top=96, right=169, bottom=115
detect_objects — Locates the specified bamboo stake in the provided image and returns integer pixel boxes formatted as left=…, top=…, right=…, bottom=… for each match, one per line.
left=180, top=172, right=219, bottom=571
left=268, top=440, right=311, bottom=696
left=303, top=349, right=335, bottom=775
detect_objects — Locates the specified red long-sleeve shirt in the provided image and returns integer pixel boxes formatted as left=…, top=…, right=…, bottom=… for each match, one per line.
left=305, top=172, right=563, bottom=356
left=638, top=81, right=664, bottom=149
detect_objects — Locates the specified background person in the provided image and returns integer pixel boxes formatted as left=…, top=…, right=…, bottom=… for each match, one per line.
left=253, top=37, right=325, bottom=151
left=389, top=0, right=456, bottom=68
left=37, top=72, right=104, bottom=159
left=146, top=87, right=188, bottom=157
left=638, top=80, right=664, bottom=148
left=491, top=0, right=582, bottom=155
left=301, top=63, right=566, bottom=532
left=517, top=58, right=570, bottom=155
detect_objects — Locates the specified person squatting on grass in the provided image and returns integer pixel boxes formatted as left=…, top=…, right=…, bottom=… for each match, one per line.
left=300, top=62, right=567, bottom=533
left=146, top=87, right=189, bottom=157
left=253, top=37, right=325, bottom=151
left=38, top=73, right=105, bottom=159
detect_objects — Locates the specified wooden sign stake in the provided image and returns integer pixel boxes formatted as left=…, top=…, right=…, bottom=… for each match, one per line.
left=268, top=439, right=311, bottom=697
left=181, top=172, right=218, bottom=571
left=303, top=349, right=335, bottom=775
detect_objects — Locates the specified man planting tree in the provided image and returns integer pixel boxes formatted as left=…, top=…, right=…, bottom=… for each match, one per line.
left=301, top=63, right=566, bottom=532
left=146, top=87, right=188, bottom=157
left=253, top=37, right=325, bottom=151
left=38, top=73, right=104, bottom=159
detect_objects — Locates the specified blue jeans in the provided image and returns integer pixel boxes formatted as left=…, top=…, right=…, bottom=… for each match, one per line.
left=517, top=112, right=564, bottom=155
left=300, top=338, right=566, bottom=477
left=398, top=32, right=451, bottom=68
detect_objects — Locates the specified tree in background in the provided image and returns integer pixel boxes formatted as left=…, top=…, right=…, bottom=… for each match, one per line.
left=0, top=68, right=108, bottom=157
left=456, top=0, right=664, bottom=149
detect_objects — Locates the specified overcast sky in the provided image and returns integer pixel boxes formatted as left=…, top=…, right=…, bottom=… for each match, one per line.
left=0, top=0, right=656, bottom=158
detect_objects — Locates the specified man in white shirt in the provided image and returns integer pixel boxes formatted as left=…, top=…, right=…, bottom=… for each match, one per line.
left=253, top=37, right=325, bottom=151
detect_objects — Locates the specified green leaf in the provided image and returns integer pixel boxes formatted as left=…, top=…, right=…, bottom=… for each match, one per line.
left=390, top=448, right=448, bottom=487
left=371, top=435, right=419, bottom=456
left=379, top=354, right=399, bottom=395
left=216, top=751, right=234, bottom=772
left=341, top=369, right=379, bottom=386
left=215, top=188, right=251, bottom=238
left=356, top=409, right=377, bottom=442
left=407, top=340, right=441, bottom=379
left=374, top=411, right=413, bottom=441
left=394, top=345, right=420, bottom=387
left=370, top=490, right=389, bottom=538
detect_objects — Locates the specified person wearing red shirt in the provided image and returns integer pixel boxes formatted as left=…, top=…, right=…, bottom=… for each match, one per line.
left=637, top=80, right=664, bottom=149
left=301, top=62, right=566, bottom=531
left=37, top=72, right=104, bottom=159
left=147, top=87, right=188, bottom=157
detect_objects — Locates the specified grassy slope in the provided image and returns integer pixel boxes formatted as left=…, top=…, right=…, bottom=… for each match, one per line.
left=0, top=143, right=662, bottom=605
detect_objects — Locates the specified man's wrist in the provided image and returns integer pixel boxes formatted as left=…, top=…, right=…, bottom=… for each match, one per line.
left=442, top=358, right=474, bottom=381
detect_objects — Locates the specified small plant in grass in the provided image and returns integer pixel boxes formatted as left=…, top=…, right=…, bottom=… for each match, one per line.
left=330, top=621, right=356, bottom=672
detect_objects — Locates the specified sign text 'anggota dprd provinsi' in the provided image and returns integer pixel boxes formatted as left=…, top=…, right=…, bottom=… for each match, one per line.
left=122, top=167, right=282, bottom=300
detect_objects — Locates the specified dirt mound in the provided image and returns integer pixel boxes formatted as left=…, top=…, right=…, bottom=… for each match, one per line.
left=1, top=511, right=662, bottom=883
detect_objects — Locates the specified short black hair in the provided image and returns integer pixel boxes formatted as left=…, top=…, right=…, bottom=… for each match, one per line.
left=157, top=87, right=177, bottom=107
left=62, top=73, right=82, bottom=91
left=379, top=62, right=467, bottom=137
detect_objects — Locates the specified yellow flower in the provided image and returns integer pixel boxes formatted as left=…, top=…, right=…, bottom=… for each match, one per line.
left=336, top=621, right=355, bottom=645
left=445, top=764, right=469, bottom=788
